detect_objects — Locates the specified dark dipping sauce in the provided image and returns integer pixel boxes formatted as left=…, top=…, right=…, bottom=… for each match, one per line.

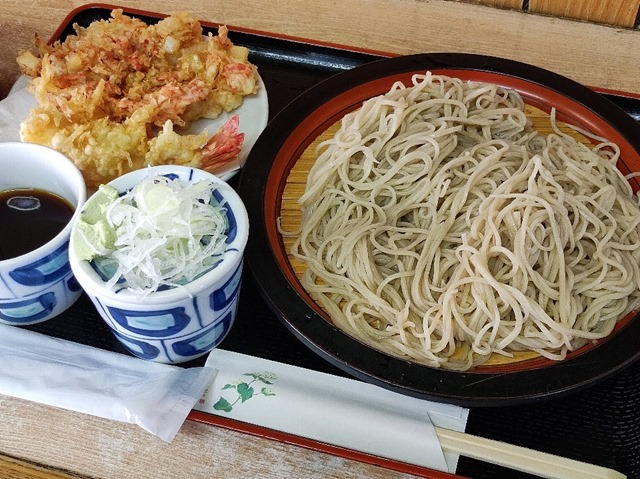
left=0, top=188, right=74, bottom=261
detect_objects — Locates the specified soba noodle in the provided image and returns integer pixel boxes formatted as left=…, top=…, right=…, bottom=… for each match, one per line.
left=290, top=72, right=640, bottom=371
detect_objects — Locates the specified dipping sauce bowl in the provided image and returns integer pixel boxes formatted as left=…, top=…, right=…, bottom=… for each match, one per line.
left=0, top=142, right=87, bottom=325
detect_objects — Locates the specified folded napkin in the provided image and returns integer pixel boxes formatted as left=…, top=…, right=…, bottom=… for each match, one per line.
left=0, top=78, right=33, bottom=142
left=0, top=324, right=216, bottom=442
left=197, top=349, right=469, bottom=474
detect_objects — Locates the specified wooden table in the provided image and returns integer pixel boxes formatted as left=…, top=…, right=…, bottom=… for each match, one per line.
left=0, top=1, right=639, bottom=478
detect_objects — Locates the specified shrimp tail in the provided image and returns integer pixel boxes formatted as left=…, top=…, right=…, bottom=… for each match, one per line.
left=200, top=114, right=245, bottom=174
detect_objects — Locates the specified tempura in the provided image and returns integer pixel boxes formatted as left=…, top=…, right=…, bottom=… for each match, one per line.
left=17, top=9, right=259, bottom=186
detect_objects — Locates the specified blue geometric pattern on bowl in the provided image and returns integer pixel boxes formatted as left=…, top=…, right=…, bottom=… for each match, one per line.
left=212, top=188, right=238, bottom=244
left=90, top=258, right=120, bottom=283
left=88, top=259, right=244, bottom=363
left=107, top=305, right=191, bottom=337
left=105, top=307, right=236, bottom=363
left=172, top=310, right=233, bottom=357
left=0, top=292, right=57, bottom=323
left=111, top=330, right=162, bottom=360
left=9, top=243, right=71, bottom=286
left=162, top=173, right=180, bottom=182
left=211, top=260, right=243, bottom=310
left=67, top=275, right=81, bottom=292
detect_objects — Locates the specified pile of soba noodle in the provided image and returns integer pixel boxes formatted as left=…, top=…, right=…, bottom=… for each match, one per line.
left=291, top=72, right=640, bottom=371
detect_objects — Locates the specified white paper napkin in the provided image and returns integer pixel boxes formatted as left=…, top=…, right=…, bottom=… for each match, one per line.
left=0, top=82, right=34, bottom=142
left=197, top=349, right=469, bottom=474
left=0, top=324, right=216, bottom=442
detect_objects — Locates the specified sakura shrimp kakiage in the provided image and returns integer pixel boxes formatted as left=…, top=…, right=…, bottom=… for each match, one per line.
left=16, top=9, right=259, bottom=187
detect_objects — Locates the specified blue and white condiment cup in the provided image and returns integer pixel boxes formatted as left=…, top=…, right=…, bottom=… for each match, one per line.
left=69, top=165, right=249, bottom=364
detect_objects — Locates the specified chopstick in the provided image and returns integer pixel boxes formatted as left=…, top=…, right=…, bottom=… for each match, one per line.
left=435, top=427, right=626, bottom=479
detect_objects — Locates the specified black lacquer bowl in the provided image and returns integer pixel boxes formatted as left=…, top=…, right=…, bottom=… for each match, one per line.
left=238, top=53, right=640, bottom=407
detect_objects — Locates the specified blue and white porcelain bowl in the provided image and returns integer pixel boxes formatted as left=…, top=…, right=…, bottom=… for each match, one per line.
left=0, top=142, right=87, bottom=325
left=69, top=165, right=249, bottom=364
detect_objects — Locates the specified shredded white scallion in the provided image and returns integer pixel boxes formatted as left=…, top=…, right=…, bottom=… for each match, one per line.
left=98, top=174, right=228, bottom=295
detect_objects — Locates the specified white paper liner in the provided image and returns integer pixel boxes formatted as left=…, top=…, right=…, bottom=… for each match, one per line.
left=197, top=348, right=469, bottom=474
left=0, top=84, right=33, bottom=142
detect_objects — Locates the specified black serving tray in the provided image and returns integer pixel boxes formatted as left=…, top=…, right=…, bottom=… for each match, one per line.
left=22, top=5, right=640, bottom=479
